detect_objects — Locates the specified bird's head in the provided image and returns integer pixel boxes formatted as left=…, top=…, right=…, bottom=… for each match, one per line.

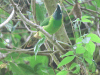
left=53, top=3, right=62, bottom=20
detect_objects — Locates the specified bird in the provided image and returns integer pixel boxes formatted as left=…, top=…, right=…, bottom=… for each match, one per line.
left=34, top=3, right=62, bottom=39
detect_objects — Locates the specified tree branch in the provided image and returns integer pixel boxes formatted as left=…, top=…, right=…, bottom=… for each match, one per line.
left=0, top=48, right=55, bottom=56
left=9, top=0, right=65, bottom=54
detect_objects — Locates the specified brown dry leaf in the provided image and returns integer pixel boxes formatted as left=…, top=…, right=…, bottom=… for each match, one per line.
left=69, top=2, right=82, bottom=19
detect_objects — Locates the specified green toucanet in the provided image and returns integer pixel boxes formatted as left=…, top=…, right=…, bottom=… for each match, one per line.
left=34, top=3, right=62, bottom=38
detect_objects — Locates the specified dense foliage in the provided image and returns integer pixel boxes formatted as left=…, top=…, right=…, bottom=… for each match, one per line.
left=0, top=0, right=100, bottom=75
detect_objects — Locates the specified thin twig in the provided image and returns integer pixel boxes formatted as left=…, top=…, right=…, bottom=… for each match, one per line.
left=97, top=20, right=100, bottom=37
left=0, top=6, right=10, bottom=14
left=23, top=22, right=37, bottom=33
left=81, top=7, right=100, bottom=15
left=64, top=0, right=73, bottom=6
left=80, top=0, right=93, bottom=4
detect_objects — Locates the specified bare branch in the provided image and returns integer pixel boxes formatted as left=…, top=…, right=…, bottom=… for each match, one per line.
left=64, top=0, right=74, bottom=6
left=80, top=0, right=93, bottom=4
left=81, top=7, right=100, bottom=15
left=0, top=48, right=55, bottom=56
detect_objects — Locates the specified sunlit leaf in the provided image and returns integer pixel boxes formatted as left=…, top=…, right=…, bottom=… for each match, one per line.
left=72, top=65, right=80, bottom=74
left=87, top=33, right=100, bottom=43
left=57, top=70, right=68, bottom=75
left=76, top=37, right=83, bottom=43
left=58, top=56, right=75, bottom=68
left=81, top=19, right=91, bottom=23
left=76, top=46, right=85, bottom=54
left=76, top=37, right=83, bottom=47
left=81, top=16, right=91, bottom=19
left=61, top=51, right=74, bottom=58
left=83, top=51, right=93, bottom=64
left=84, top=58, right=93, bottom=65
left=69, top=63, right=78, bottom=70
left=85, top=41, right=95, bottom=55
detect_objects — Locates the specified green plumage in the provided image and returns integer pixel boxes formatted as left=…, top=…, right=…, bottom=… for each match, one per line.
left=34, top=3, right=62, bottom=38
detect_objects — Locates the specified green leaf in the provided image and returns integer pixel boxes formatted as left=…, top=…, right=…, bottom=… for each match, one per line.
left=34, top=38, right=45, bottom=56
left=81, top=16, right=92, bottom=23
left=84, top=58, right=93, bottom=65
left=14, top=34, right=21, bottom=40
left=87, top=33, right=100, bottom=43
left=89, top=62, right=96, bottom=72
left=0, top=61, right=3, bottom=65
left=36, top=3, right=46, bottom=23
left=95, top=0, right=100, bottom=7
left=76, top=38, right=83, bottom=47
left=24, top=56, right=48, bottom=68
left=85, top=41, right=95, bottom=55
left=18, top=63, right=34, bottom=73
left=61, top=51, right=74, bottom=58
left=57, top=70, right=68, bottom=75
left=72, top=65, right=80, bottom=74
left=9, top=62, right=26, bottom=75
left=5, top=71, right=13, bottom=75
left=4, top=53, right=30, bottom=63
left=69, top=63, right=78, bottom=70
left=11, top=34, right=18, bottom=47
left=81, top=16, right=91, bottom=19
left=83, top=51, right=93, bottom=59
left=0, top=41, right=5, bottom=48
left=58, top=56, right=75, bottom=68
left=83, top=51, right=93, bottom=64
left=76, top=46, right=85, bottom=54
left=81, top=19, right=91, bottom=23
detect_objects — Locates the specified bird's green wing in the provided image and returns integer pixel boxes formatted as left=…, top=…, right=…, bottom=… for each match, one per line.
left=40, top=17, right=50, bottom=26
left=34, top=3, right=62, bottom=38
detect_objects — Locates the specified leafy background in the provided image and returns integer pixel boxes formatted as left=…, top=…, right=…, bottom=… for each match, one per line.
left=0, top=0, right=100, bottom=75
